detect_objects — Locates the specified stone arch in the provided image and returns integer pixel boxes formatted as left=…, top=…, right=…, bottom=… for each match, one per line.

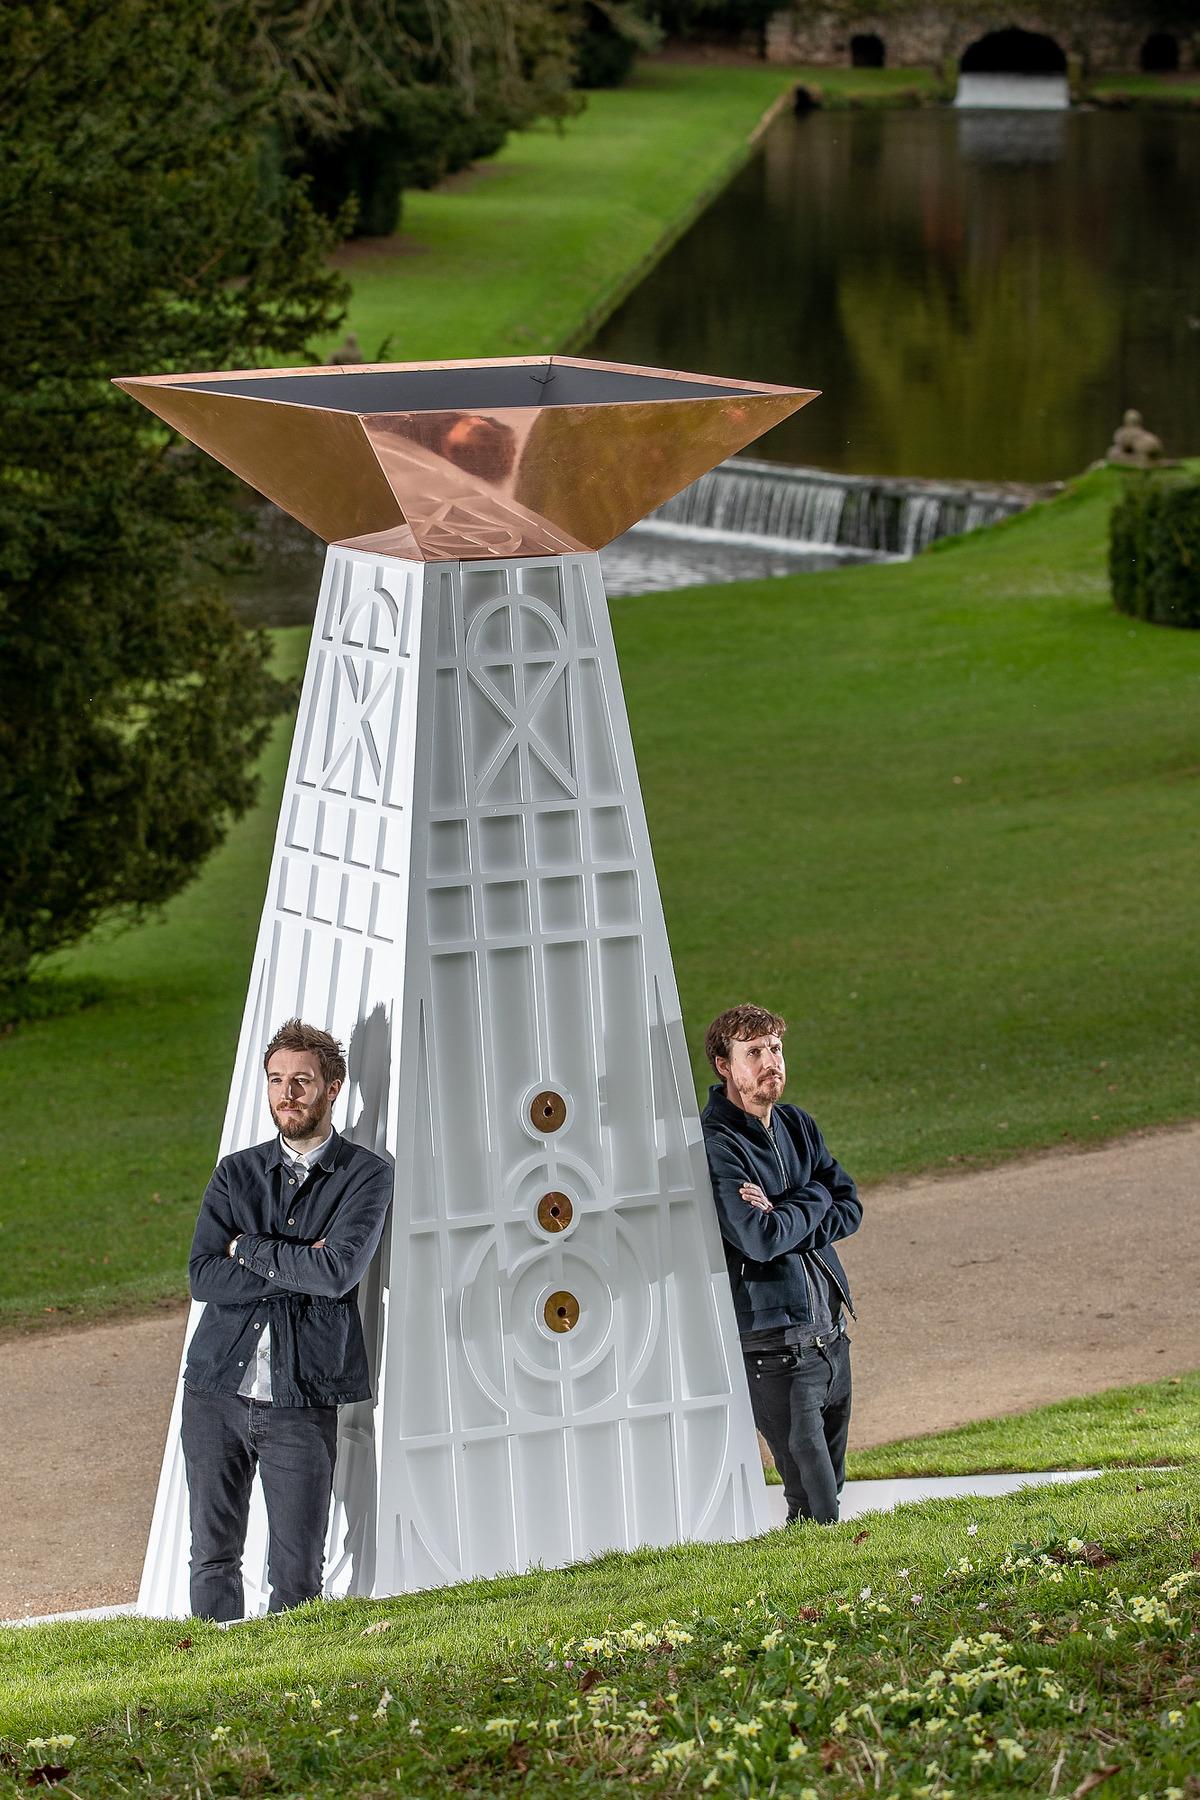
left=1140, top=32, right=1180, bottom=73
left=959, top=27, right=1068, bottom=75
left=850, top=32, right=885, bottom=68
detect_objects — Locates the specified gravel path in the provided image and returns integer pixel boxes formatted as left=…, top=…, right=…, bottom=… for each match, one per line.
left=3, top=1123, right=1197, bottom=1620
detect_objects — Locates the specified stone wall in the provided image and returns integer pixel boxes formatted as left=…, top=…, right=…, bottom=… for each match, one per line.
left=765, top=3, right=1200, bottom=73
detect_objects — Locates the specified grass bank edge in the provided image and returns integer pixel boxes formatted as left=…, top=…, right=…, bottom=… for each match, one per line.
left=0, top=1467, right=1195, bottom=1789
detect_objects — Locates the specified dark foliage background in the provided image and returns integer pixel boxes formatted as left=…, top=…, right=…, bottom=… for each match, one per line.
left=0, top=1, right=351, bottom=1015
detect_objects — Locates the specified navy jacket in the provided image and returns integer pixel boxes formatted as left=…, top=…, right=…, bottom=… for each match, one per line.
left=701, top=1084, right=861, bottom=1336
left=184, top=1131, right=392, bottom=1407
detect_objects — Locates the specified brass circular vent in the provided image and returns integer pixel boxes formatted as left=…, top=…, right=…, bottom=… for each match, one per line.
left=529, top=1089, right=567, bottom=1133
left=544, top=1290, right=580, bottom=1333
left=536, top=1191, right=573, bottom=1233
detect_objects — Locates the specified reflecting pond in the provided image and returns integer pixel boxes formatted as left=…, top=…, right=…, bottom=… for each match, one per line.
left=585, top=105, right=1200, bottom=484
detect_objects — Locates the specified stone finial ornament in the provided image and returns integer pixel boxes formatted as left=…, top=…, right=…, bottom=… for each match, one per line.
left=1107, top=409, right=1166, bottom=469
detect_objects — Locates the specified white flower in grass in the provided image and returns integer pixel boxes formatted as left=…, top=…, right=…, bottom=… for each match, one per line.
left=966, top=1522, right=978, bottom=1537
left=209, top=1726, right=232, bottom=1744
left=373, top=1687, right=392, bottom=1720
left=1165, top=1708, right=1185, bottom=1726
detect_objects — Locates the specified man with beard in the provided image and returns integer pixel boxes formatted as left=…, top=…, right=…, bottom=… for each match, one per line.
left=701, top=1004, right=862, bottom=1524
left=180, top=1019, right=392, bottom=1620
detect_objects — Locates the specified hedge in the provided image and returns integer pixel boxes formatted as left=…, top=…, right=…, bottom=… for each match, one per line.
left=1109, top=471, right=1200, bottom=627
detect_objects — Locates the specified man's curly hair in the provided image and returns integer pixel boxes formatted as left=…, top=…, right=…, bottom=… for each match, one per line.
left=263, top=1018, right=346, bottom=1086
left=704, top=1004, right=787, bottom=1073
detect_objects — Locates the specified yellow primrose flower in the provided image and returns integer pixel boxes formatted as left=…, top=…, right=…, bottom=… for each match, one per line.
left=707, top=1716, right=724, bottom=1734
left=720, top=1665, right=739, bottom=1680
left=787, top=1740, right=807, bottom=1761
left=715, top=1747, right=737, bottom=1764
left=997, top=1738, right=1026, bottom=1761
left=761, top=1629, right=783, bottom=1650
left=1165, top=1709, right=1185, bottom=1726
left=484, top=1718, right=519, bottom=1736
left=830, top=1711, right=849, bottom=1735
left=731, top=1718, right=761, bottom=1738
left=209, top=1726, right=232, bottom=1744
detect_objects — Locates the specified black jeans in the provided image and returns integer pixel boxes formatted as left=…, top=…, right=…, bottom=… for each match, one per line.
left=743, top=1333, right=852, bottom=1524
left=181, top=1385, right=339, bottom=1621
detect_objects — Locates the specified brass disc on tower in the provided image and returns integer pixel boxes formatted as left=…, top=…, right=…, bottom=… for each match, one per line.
left=529, top=1089, right=567, bottom=1133
left=544, top=1290, right=580, bottom=1333
left=536, top=1191, right=574, bottom=1233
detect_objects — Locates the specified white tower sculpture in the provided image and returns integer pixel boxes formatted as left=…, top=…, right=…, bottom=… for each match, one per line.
left=116, top=357, right=818, bottom=1615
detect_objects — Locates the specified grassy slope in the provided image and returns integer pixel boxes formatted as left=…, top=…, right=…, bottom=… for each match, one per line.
left=3, top=468, right=1199, bottom=1330
left=846, top=1370, right=1200, bottom=1480
left=639, top=467, right=1200, bottom=1174
left=1086, top=72, right=1200, bottom=103
left=334, top=62, right=797, bottom=362
left=1, top=1465, right=1196, bottom=1794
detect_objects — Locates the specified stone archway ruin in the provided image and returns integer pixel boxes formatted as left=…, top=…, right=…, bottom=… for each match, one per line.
left=959, top=26, right=1068, bottom=75
left=850, top=31, right=885, bottom=68
left=1140, top=31, right=1180, bottom=73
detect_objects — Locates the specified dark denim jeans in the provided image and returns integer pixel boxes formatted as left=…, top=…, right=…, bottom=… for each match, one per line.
left=743, top=1333, right=852, bottom=1524
left=181, top=1385, right=338, bottom=1621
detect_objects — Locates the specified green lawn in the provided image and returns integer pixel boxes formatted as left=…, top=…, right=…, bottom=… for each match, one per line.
left=3, top=466, right=1199, bottom=1332
left=846, top=1371, right=1199, bottom=1481
left=2, top=1464, right=1196, bottom=1795
left=1086, top=72, right=1200, bottom=105
left=333, top=61, right=799, bottom=362
left=4, top=1372, right=1195, bottom=1789
left=789, top=62, right=945, bottom=105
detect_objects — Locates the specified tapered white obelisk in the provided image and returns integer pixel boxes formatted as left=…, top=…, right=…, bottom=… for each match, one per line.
left=115, top=358, right=818, bottom=1614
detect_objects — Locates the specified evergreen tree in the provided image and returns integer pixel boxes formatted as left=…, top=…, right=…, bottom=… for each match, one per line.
left=0, top=1, right=348, bottom=1016
left=262, top=0, right=583, bottom=237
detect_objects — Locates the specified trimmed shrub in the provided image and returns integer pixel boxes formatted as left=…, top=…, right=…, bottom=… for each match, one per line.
left=1109, top=473, right=1200, bottom=627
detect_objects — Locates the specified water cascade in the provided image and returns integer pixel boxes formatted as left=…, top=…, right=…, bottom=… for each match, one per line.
left=641, top=458, right=1028, bottom=559
left=954, top=74, right=1070, bottom=109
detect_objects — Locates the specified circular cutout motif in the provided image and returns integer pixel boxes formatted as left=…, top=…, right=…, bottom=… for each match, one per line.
left=529, top=1089, right=567, bottom=1133
left=536, top=1191, right=573, bottom=1233
left=544, top=1290, right=580, bottom=1333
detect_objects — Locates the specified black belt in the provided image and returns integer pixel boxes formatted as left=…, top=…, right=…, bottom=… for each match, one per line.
left=744, top=1319, right=846, bottom=1355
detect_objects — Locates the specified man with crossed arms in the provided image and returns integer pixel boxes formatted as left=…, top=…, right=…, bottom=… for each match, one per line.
left=181, top=1018, right=391, bottom=1620
left=702, top=1003, right=862, bottom=1524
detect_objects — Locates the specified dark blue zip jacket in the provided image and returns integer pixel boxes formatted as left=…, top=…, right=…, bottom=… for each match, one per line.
left=701, top=1084, right=861, bottom=1336
left=184, top=1131, right=392, bottom=1407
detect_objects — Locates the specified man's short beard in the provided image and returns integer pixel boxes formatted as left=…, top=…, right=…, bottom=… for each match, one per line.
left=734, top=1069, right=784, bottom=1108
left=270, top=1096, right=325, bottom=1140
